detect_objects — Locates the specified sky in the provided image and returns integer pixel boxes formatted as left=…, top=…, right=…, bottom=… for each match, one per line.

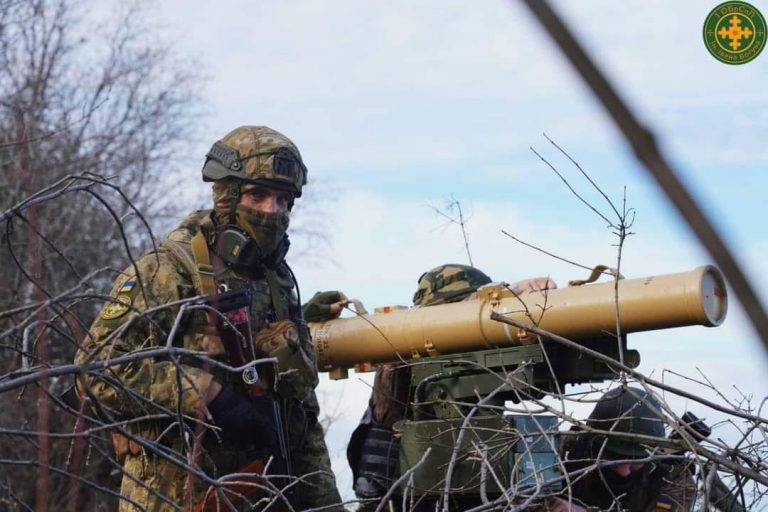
left=142, top=0, right=768, bottom=498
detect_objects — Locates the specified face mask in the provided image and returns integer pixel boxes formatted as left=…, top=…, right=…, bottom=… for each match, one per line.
left=235, top=205, right=290, bottom=257
left=601, top=462, right=645, bottom=495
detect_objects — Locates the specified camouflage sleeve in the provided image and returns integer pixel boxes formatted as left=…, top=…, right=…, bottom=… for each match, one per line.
left=651, top=464, right=697, bottom=512
left=74, top=248, right=214, bottom=418
left=291, top=392, right=344, bottom=511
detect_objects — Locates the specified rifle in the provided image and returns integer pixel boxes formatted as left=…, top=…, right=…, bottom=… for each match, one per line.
left=310, top=266, right=727, bottom=502
left=194, top=289, right=293, bottom=512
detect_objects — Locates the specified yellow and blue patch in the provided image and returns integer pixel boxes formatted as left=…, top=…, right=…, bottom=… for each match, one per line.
left=118, top=279, right=136, bottom=293
left=651, top=496, right=676, bottom=511
left=100, top=277, right=136, bottom=320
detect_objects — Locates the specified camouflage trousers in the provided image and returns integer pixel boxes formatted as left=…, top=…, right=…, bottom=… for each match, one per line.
left=119, top=451, right=208, bottom=512
left=118, top=449, right=338, bottom=512
left=118, top=451, right=273, bottom=512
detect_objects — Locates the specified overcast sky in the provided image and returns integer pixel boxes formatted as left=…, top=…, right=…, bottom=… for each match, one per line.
left=144, top=0, right=768, bottom=497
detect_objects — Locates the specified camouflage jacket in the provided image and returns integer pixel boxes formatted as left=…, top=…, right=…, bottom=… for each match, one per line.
left=76, top=210, right=342, bottom=511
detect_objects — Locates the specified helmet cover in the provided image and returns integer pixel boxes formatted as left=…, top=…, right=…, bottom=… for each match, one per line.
left=202, top=125, right=307, bottom=197
left=413, top=264, right=492, bottom=306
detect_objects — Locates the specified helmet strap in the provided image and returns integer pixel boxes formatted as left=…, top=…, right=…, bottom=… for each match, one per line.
left=227, top=181, right=240, bottom=225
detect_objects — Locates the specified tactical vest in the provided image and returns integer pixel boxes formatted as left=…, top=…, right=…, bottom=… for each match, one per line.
left=164, top=211, right=300, bottom=330
left=162, top=210, right=319, bottom=475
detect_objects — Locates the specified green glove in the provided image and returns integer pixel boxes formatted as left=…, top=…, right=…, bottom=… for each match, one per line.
left=302, top=290, right=345, bottom=322
left=254, top=321, right=318, bottom=400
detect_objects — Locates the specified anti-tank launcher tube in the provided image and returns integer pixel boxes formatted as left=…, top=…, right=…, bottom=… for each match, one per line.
left=310, top=266, right=727, bottom=379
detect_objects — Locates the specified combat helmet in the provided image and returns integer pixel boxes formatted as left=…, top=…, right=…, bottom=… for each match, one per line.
left=202, top=126, right=307, bottom=197
left=587, top=387, right=666, bottom=459
left=413, top=264, right=492, bottom=307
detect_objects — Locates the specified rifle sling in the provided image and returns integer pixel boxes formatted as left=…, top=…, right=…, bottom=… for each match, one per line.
left=190, top=231, right=216, bottom=296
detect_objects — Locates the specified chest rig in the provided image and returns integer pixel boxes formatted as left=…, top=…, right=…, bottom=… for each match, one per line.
left=189, top=229, right=294, bottom=329
left=185, top=225, right=317, bottom=380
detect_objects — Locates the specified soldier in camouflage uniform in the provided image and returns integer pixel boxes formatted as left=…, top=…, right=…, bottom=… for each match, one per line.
left=556, top=387, right=696, bottom=512
left=347, top=264, right=556, bottom=510
left=76, top=126, right=343, bottom=511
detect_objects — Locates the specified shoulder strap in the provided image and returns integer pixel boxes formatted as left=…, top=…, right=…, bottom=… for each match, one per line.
left=162, top=240, right=202, bottom=291
left=163, top=236, right=216, bottom=297
left=190, top=231, right=216, bottom=296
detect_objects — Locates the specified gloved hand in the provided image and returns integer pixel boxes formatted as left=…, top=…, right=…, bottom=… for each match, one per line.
left=254, top=321, right=318, bottom=400
left=207, top=386, right=278, bottom=449
left=302, top=290, right=348, bottom=322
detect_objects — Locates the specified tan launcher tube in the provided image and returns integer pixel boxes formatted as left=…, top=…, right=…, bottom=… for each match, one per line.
left=310, top=266, right=727, bottom=376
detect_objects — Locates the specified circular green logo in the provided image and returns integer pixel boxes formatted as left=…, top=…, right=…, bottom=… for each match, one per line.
left=704, top=1, right=767, bottom=64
